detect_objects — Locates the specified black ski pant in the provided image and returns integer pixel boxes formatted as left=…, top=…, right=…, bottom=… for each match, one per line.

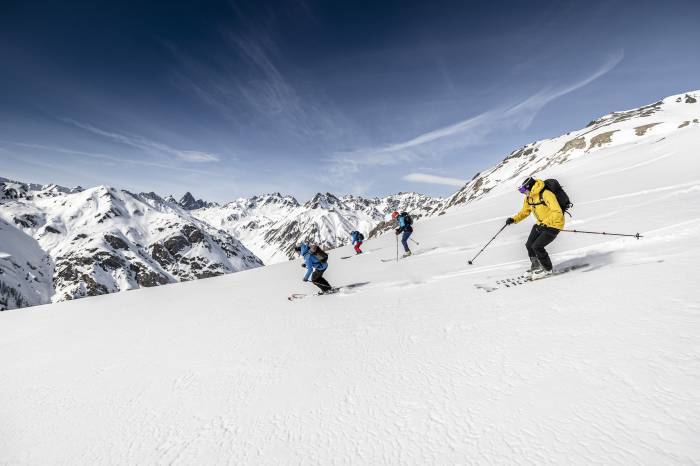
left=525, top=225, right=559, bottom=271
left=311, top=269, right=333, bottom=292
left=400, top=230, right=412, bottom=252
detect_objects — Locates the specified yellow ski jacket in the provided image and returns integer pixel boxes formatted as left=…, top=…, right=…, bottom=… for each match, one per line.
left=512, top=179, right=565, bottom=230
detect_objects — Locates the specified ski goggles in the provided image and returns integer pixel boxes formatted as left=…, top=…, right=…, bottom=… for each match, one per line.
left=518, top=185, right=529, bottom=194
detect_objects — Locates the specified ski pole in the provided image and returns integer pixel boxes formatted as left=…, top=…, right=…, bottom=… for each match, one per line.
left=560, top=229, right=642, bottom=239
left=410, top=238, right=420, bottom=246
left=467, top=224, right=507, bottom=265
left=396, top=234, right=399, bottom=262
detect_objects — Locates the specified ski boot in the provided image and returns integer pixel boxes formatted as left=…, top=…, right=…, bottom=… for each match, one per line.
left=530, top=268, right=553, bottom=280
left=402, top=251, right=412, bottom=258
left=526, top=257, right=542, bottom=273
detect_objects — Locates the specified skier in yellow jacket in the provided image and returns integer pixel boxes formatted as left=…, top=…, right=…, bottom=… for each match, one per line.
left=505, top=177, right=564, bottom=277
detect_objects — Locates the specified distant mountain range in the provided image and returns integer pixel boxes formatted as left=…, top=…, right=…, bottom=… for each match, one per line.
left=0, top=179, right=443, bottom=310
left=192, top=191, right=443, bottom=264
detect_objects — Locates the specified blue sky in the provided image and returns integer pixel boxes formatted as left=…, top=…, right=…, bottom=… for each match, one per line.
left=1, top=0, right=699, bottom=201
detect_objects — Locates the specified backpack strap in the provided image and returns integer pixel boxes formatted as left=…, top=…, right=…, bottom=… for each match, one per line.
left=527, top=193, right=545, bottom=207
left=533, top=189, right=572, bottom=216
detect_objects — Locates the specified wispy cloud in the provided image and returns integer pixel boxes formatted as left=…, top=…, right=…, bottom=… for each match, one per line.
left=229, top=34, right=302, bottom=119
left=62, top=119, right=222, bottom=163
left=326, top=50, right=624, bottom=177
left=0, top=140, right=223, bottom=176
left=168, top=28, right=361, bottom=149
left=402, top=173, right=466, bottom=187
left=502, top=49, right=625, bottom=129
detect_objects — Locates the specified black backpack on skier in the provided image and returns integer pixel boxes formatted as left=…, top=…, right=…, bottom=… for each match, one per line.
left=357, top=232, right=365, bottom=241
left=399, top=212, right=413, bottom=225
left=534, top=179, right=573, bottom=214
left=309, top=244, right=328, bottom=263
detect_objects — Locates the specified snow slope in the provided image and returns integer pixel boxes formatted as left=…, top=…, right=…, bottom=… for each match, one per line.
left=1, top=92, right=700, bottom=464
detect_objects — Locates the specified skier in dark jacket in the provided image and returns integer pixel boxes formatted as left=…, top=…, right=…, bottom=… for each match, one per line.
left=505, top=176, right=564, bottom=277
left=350, top=231, right=364, bottom=254
left=295, top=243, right=334, bottom=294
left=392, top=211, right=413, bottom=257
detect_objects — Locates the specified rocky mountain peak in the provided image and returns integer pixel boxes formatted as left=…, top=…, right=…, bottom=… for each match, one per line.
left=305, top=192, right=344, bottom=210
left=178, top=192, right=214, bottom=210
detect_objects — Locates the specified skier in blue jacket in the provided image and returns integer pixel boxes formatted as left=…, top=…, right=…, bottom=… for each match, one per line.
left=392, top=211, right=413, bottom=257
left=295, top=243, right=334, bottom=294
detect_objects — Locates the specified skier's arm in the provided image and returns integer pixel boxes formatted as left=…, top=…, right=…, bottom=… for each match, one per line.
left=541, top=190, right=563, bottom=227
left=511, top=198, right=532, bottom=223
left=303, top=256, right=313, bottom=281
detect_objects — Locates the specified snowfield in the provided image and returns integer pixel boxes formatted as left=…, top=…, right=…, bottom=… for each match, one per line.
left=1, top=93, right=700, bottom=464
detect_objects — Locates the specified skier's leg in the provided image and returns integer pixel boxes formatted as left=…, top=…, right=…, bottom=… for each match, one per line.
left=401, top=231, right=411, bottom=252
left=354, top=241, right=363, bottom=253
left=311, top=269, right=332, bottom=292
left=525, top=225, right=539, bottom=258
left=531, top=227, right=559, bottom=271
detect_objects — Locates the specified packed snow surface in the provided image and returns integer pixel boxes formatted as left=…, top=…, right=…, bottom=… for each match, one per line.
left=2, top=98, right=700, bottom=464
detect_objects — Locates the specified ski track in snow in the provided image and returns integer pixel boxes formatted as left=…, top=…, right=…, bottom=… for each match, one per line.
left=2, top=95, right=700, bottom=465
left=589, top=151, right=676, bottom=178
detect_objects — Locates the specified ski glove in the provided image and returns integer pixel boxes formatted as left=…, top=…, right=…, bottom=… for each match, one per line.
left=301, top=263, right=306, bottom=268
left=395, top=229, right=401, bottom=235
left=505, top=217, right=515, bottom=225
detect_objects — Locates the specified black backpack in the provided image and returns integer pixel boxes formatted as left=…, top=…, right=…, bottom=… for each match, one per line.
left=400, top=212, right=413, bottom=225
left=531, top=179, right=573, bottom=214
left=357, top=232, right=365, bottom=241
left=309, top=244, right=328, bottom=263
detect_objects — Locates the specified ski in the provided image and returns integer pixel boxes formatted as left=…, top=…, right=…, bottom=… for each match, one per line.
left=287, top=282, right=370, bottom=301
left=287, top=288, right=339, bottom=301
left=380, top=247, right=437, bottom=262
left=474, top=263, right=590, bottom=292
left=341, top=252, right=370, bottom=259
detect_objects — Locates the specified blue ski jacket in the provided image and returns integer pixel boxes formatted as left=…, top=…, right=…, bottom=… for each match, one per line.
left=351, top=231, right=362, bottom=244
left=300, top=243, right=328, bottom=281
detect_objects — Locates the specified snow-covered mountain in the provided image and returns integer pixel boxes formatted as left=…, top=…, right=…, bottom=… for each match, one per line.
left=193, top=191, right=443, bottom=264
left=0, top=174, right=440, bottom=310
left=0, top=179, right=441, bottom=309
left=0, top=217, right=53, bottom=310
left=443, top=91, right=699, bottom=210
left=0, top=181, right=262, bottom=310
left=2, top=91, right=699, bottom=464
